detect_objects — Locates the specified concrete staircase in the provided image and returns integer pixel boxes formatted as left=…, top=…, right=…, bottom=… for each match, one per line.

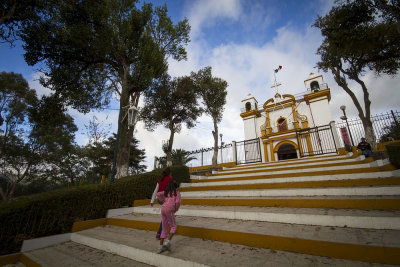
left=4, top=153, right=400, bottom=266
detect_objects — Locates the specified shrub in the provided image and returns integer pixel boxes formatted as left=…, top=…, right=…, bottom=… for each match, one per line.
left=0, top=165, right=189, bottom=255
left=386, top=143, right=400, bottom=168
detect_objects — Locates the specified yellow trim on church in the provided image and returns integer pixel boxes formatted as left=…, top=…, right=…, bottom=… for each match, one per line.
left=270, top=142, right=275, bottom=161
left=304, top=88, right=331, bottom=104
left=304, top=74, right=323, bottom=83
left=263, top=142, right=269, bottom=162
left=240, top=109, right=261, bottom=118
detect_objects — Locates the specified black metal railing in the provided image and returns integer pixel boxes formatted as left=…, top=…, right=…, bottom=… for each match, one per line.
left=161, top=110, right=399, bottom=168
left=335, top=110, right=400, bottom=147
left=186, top=143, right=233, bottom=167
left=296, top=124, right=337, bottom=157
left=235, top=138, right=262, bottom=165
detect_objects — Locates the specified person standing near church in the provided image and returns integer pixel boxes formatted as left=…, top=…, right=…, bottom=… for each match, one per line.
left=357, top=137, right=372, bottom=158
left=151, top=167, right=174, bottom=239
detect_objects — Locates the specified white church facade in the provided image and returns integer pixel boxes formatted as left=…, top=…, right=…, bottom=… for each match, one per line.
left=240, top=73, right=341, bottom=163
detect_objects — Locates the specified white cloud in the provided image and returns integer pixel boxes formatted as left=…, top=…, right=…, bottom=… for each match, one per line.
left=61, top=0, right=400, bottom=171
left=186, top=0, right=242, bottom=38
left=28, top=72, right=52, bottom=97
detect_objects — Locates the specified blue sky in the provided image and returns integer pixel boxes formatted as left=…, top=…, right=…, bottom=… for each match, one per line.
left=1, top=0, right=399, bottom=170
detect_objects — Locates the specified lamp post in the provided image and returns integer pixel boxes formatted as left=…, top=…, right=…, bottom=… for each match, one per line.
left=340, top=105, right=354, bottom=147
left=220, top=133, right=223, bottom=163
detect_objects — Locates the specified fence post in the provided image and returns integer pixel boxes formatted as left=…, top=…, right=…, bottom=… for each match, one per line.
left=392, top=110, right=399, bottom=127
left=232, top=141, right=237, bottom=165
left=259, top=137, right=265, bottom=163
left=330, top=121, right=341, bottom=150
left=201, top=150, right=203, bottom=166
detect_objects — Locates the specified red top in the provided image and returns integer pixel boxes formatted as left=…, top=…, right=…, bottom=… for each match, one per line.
left=157, top=175, right=173, bottom=192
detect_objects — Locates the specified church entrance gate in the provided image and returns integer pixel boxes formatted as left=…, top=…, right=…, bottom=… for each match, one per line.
left=296, top=124, right=338, bottom=157
left=277, top=143, right=298, bottom=160
left=236, top=138, right=262, bottom=165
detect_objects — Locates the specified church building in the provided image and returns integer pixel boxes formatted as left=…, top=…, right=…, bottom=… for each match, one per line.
left=240, top=73, right=340, bottom=163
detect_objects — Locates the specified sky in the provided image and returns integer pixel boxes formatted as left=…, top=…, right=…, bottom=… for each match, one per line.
left=1, top=0, right=399, bottom=170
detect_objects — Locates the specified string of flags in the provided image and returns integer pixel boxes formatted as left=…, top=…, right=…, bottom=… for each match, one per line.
left=274, top=65, right=282, bottom=73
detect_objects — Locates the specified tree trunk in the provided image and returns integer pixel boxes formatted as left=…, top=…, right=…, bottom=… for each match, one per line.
left=116, top=67, right=132, bottom=179
left=212, top=118, right=218, bottom=169
left=361, top=117, right=377, bottom=150
left=351, top=75, right=377, bottom=150
left=331, top=67, right=377, bottom=149
left=0, top=187, right=7, bottom=200
left=166, top=128, right=174, bottom=167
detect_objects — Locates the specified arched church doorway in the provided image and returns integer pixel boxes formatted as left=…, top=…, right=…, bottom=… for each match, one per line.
left=277, top=143, right=297, bottom=160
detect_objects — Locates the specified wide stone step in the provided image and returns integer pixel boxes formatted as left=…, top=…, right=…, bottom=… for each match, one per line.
left=72, top=223, right=397, bottom=266
left=101, top=213, right=400, bottom=265
left=115, top=213, right=400, bottom=247
left=184, top=172, right=395, bottom=187
left=23, top=241, right=150, bottom=267
left=180, top=186, right=400, bottom=198
left=222, top=154, right=353, bottom=171
left=181, top=177, right=400, bottom=192
left=215, top=157, right=372, bottom=176
left=132, top=197, right=400, bottom=210
left=125, top=204, right=400, bottom=230
left=193, top=166, right=393, bottom=183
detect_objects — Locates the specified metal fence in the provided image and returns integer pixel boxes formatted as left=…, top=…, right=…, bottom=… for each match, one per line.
left=296, top=124, right=337, bottom=157
left=235, top=138, right=262, bottom=165
left=187, top=143, right=233, bottom=167
left=335, top=110, right=399, bottom=147
left=161, top=110, right=399, bottom=168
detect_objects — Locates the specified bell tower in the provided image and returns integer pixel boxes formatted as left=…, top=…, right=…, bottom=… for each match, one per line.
left=303, top=73, right=332, bottom=126
left=304, top=72, right=325, bottom=93
left=242, top=93, right=258, bottom=112
left=240, top=93, right=261, bottom=139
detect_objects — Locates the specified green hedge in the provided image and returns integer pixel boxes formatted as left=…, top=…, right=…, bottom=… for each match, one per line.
left=0, top=166, right=189, bottom=255
left=386, top=143, right=400, bottom=168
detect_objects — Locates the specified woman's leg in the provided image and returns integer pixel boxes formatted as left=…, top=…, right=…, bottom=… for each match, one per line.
left=168, top=212, right=177, bottom=240
left=156, top=200, right=164, bottom=238
left=156, top=222, right=162, bottom=237
left=160, top=211, right=169, bottom=240
left=163, top=212, right=176, bottom=251
left=157, top=211, right=169, bottom=253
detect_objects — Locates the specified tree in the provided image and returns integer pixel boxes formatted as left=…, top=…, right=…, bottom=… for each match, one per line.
left=84, top=115, right=111, bottom=146
left=0, top=71, right=37, bottom=199
left=156, top=148, right=195, bottom=168
left=127, top=137, right=146, bottom=174
left=314, top=0, right=400, bottom=148
left=0, top=72, right=77, bottom=199
left=374, top=0, right=400, bottom=29
left=83, top=133, right=146, bottom=182
left=0, top=0, right=51, bottom=43
left=171, top=149, right=196, bottom=166
left=141, top=74, right=202, bottom=166
left=380, top=121, right=400, bottom=142
left=191, top=67, right=228, bottom=169
left=20, top=0, right=190, bottom=179
left=44, top=145, right=89, bottom=186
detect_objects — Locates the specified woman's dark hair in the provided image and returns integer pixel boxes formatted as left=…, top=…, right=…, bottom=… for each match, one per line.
left=164, top=181, right=178, bottom=197
left=160, top=167, right=171, bottom=182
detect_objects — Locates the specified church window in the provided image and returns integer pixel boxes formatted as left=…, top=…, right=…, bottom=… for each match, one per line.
left=245, top=102, right=251, bottom=111
left=310, top=81, right=320, bottom=92
left=278, top=118, right=287, bottom=132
